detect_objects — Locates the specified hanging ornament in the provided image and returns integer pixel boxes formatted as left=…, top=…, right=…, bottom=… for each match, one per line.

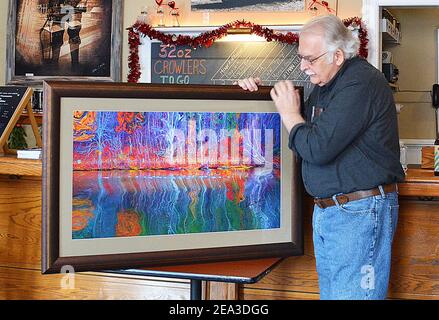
left=168, top=1, right=180, bottom=27
left=137, top=6, right=149, bottom=24
left=155, top=0, right=165, bottom=27
left=321, top=1, right=336, bottom=14
left=307, top=0, right=336, bottom=15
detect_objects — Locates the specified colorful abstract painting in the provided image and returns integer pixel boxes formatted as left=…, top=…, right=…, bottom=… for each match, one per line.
left=72, top=111, right=281, bottom=239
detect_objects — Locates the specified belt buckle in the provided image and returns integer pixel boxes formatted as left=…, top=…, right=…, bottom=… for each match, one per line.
left=335, top=194, right=349, bottom=205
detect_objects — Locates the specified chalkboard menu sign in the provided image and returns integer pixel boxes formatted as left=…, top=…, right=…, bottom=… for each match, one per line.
left=0, top=86, right=28, bottom=138
left=151, top=41, right=313, bottom=97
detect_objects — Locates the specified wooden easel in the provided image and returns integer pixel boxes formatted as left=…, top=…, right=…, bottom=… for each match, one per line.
left=0, top=88, right=42, bottom=155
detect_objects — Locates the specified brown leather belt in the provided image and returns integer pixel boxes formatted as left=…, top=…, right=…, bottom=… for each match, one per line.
left=314, top=183, right=398, bottom=209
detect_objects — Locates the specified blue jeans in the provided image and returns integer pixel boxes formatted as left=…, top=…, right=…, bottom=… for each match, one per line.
left=312, top=188, right=399, bottom=300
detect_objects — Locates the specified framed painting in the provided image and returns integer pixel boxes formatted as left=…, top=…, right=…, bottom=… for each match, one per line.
left=6, top=0, right=123, bottom=86
left=191, top=0, right=306, bottom=12
left=42, top=81, right=303, bottom=274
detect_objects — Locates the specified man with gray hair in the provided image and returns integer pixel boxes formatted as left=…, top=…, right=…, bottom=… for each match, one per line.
left=238, top=15, right=405, bottom=299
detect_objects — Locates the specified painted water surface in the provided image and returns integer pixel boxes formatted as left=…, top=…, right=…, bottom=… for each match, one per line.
left=72, top=111, right=281, bottom=239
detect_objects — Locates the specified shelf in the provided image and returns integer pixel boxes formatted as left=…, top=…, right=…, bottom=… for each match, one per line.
left=0, top=155, right=42, bottom=177
left=382, top=18, right=400, bottom=44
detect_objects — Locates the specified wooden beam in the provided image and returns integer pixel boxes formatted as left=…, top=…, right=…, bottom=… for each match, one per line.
left=204, top=282, right=239, bottom=300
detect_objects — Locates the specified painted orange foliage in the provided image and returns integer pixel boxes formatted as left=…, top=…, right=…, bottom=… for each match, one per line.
left=116, top=210, right=143, bottom=237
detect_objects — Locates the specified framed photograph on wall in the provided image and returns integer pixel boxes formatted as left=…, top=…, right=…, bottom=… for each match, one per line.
left=42, top=81, right=303, bottom=273
left=6, top=0, right=123, bottom=86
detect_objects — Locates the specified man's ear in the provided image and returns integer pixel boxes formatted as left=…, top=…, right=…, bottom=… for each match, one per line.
left=334, top=49, right=345, bottom=66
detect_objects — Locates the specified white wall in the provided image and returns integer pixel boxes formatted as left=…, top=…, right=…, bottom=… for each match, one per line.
left=0, top=0, right=363, bottom=85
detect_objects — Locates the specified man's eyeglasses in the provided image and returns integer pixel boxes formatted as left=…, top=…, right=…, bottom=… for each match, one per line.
left=298, top=51, right=328, bottom=65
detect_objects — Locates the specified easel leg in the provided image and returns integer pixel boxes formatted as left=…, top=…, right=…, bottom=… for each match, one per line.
left=26, top=101, right=42, bottom=147
left=190, top=279, right=202, bottom=300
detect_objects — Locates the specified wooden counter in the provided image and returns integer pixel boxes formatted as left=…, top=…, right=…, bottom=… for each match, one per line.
left=0, top=158, right=437, bottom=300
left=0, top=156, right=42, bottom=177
left=398, top=167, right=439, bottom=197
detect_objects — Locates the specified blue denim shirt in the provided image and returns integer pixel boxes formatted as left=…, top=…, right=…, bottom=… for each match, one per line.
left=289, top=57, right=405, bottom=198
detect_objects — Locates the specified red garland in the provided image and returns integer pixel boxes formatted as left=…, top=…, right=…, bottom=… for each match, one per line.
left=343, top=17, right=369, bottom=59
left=128, top=19, right=368, bottom=83
left=128, top=28, right=141, bottom=83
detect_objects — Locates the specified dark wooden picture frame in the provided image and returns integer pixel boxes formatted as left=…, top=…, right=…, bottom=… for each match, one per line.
left=6, top=0, right=123, bottom=86
left=42, top=81, right=303, bottom=274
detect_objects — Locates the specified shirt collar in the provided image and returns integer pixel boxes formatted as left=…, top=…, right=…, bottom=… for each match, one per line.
left=321, top=56, right=360, bottom=90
